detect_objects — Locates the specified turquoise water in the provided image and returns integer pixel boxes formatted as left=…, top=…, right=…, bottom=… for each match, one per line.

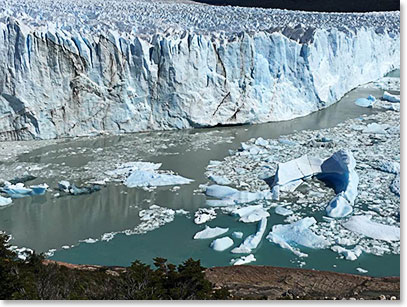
left=0, top=73, right=399, bottom=277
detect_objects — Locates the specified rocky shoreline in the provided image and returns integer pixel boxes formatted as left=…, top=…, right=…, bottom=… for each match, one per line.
left=43, top=259, right=399, bottom=300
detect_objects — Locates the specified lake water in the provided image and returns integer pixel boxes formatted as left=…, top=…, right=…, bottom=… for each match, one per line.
left=0, top=73, right=399, bottom=277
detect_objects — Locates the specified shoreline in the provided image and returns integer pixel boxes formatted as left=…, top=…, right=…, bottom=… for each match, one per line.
left=43, top=259, right=399, bottom=300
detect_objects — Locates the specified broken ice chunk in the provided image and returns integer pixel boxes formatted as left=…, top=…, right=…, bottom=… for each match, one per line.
left=2, top=183, right=32, bottom=198
left=325, top=192, right=353, bottom=218
left=193, top=226, right=229, bottom=239
left=375, top=161, right=400, bottom=174
left=232, top=231, right=243, bottom=239
left=29, top=183, right=49, bottom=195
left=266, top=217, right=328, bottom=257
left=390, top=173, right=400, bottom=196
left=208, top=174, right=231, bottom=185
left=343, top=215, right=400, bottom=242
left=382, top=91, right=400, bottom=103
left=205, top=185, right=271, bottom=206
left=273, top=155, right=322, bottom=186
left=230, top=254, right=256, bottom=265
left=125, top=170, right=192, bottom=187
left=231, top=217, right=267, bottom=253
left=356, top=268, right=368, bottom=274
left=194, top=208, right=217, bottom=224
left=354, top=95, right=375, bottom=108
left=362, top=123, right=387, bottom=134
left=231, top=205, right=270, bottom=223
left=331, top=245, right=363, bottom=261
left=210, top=236, right=234, bottom=252
left=0, top=195, right=12, bottom=206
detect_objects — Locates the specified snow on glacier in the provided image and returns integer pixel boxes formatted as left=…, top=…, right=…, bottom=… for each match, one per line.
left=343, top=215, right=400, bottom=242
left=0, top=0, right=400, bottom=139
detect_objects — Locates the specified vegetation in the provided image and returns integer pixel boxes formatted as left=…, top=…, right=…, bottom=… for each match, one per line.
left=0, top=234, right=229, bottom=300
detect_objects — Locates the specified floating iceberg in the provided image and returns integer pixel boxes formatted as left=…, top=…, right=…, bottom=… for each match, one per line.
left=343, top=215, right=400, bottom=242
left=275, top=205, right=293, bottom=216
left=210, top=236, right=234, bottom=252
left=266, top=217, right=328, bottom=257
left=106, top=162, right=162, bottom=179
left=193, top=226, right=229, bottom=240
left=354, top=95, right=375, bottom=108
left=273, top=155, right=322, bottom=186
left=2, top=182, right=48, bottom=198
left=230, top=254, right=256, bottom=265
left=362, top=123, right=387, bottom=134
left=125, top=170, right=192, bottom=188
left=231, top=205, right=270, bottom=223
left=58, top=181, right=101, bottom=196
left=331, top=245, right=363, bottom=261
left=317, top=149, right=359, bottom=218
left=382, top=91, right=400, bottom=103
left=231, top=217, right=267, bottom=254
left=205, top=185, right=271, bottom=206
left=194, top=208, right=217, bottom=224
left=0, top=196, right=12, bottom=206
left=232, top=231, right=243, bottom=239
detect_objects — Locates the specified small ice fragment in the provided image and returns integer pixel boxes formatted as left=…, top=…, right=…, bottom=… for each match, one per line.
left=275, top=205, right=293, bottom=216
left=81, top=238, right=98, bottom=244
left=354, top=95, right=375, bottom=107
left=356, top=267, right=368, bottom=274
left=210, top=236, right=234, bottom=252
left=208, top=174, right=231, bottom=185
left=125, top=170, right=192, bottom=187
left=382, top=91, right=400, bottom=103
left=331, top=245, right=363, bottom=261
left=232, top=205, right=270, bottom=223
left=194, top=208, right=216, bottom=224
left=0, top=195, right=12, bottom=206
left=232, top=231, right=243, bottom=239
left=231, top=217, right=267, bottom=253
left=230, top=254, right=256, bottom=265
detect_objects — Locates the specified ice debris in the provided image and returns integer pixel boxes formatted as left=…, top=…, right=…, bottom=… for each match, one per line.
left=356, top=268, right=368, bottom=274
left=210, top=236, right=234, bottom=252
left=208, top=174, right=231, bottom=185
left=1, top=182, right=48, bottom=198
left=57, top=181, right=101, bottom=195
left=193, top=226, right=229, bottom=240
left=331, top=245, right=363, bottom=261
left=205, top=185, right=271, bottom=206
left=362, top=123, right=388, bottom=134
left=382, top=91, right=400, bottom=103
left=231, top=217, right=267, bottom=254
left=232, top=231, right=243, bottom=239
left=231, top=205, right=270, bottom=223
left=194, top=208, right=217, bottom=224
left=275, top=205, right=293, bottom=216
left=266, top=217, right=328, bottom=257
left=343, top=215, right=400, bottom=242
left=125, top=170, right=192, bottom=188
left=230, top=254, right=256, bottom=265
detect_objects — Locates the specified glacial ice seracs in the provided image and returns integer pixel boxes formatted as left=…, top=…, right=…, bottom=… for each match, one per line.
left=0, top=1, right=399, bottom=140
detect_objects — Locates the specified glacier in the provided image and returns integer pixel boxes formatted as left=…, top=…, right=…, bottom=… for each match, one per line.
left=0, top=0, right=400, bottom=140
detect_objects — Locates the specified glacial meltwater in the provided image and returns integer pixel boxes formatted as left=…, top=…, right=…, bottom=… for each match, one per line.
left=0, top=73, right=400, bottom=277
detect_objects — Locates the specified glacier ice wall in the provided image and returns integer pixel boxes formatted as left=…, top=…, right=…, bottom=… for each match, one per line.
left=0, top=1, right=400, bottom=140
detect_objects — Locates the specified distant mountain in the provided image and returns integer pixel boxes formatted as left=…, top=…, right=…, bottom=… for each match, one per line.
left=191, top=0, right=400, bottom=12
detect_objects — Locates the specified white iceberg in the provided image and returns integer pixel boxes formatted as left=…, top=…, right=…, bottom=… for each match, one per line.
left=106, top=162, right=162, bottom=179
left=232, top=205, right=270, bottom=223
left=230, top=254, right=256, bottom=265
left=125, top=170, right=192, bottom=187
left=362, top=123, right=387, bottom=134
left=205, top=185, right=271, bottom=206
left=194, top=208, right=217, bottom=224
left=354, top=95, right=375, bottom=108
left=208, top=175, right=231, bottom=185
left=231, top=217, right=267, bottom=254
left=0, top=196, right=12, bottom=206
left=382, top=91, right=400, bottom=103
left=210, top=236, right=234, bottom=252
left=331, top=245, right=363, bottom=261
left=193, top=226, right=229, bottom=239
left=273, top=155, right=322, bottom=186
left=266, top=217, right=328, bottom=257
left=343, top=215, right=400, bottom=242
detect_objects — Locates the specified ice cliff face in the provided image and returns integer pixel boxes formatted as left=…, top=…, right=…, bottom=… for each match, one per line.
left=0, top=0, right=400, bottom=140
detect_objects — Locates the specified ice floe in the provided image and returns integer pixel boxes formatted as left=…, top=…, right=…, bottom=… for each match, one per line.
left=266, top=217, right=328, bottom=257
left=193, top=226, right=229, bottom=240
left=232, top=231, right=243, bottom=239
left=231, top=205, right=270, bottom=223
left=0, top=195, right=12, bottom=206
left=331, top=245, right=363, bottom=261
left=343, top=215, right=400, bottom=242
left=354, top=95, right=375, bottom=108
left=210, top=236, right=234, bottom=252
left=275, top=205, right=293, bottom=216
left=125, top=170, right=192, bottom=188
left=231, top=217, right=267, bottom=254
left=230, top=254, right=256, bottom=265
left=1, top=182, right=48, bottom=198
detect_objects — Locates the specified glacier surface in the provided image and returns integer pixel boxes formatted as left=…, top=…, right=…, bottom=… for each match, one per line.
left=0, top=0, right=400, bottom=140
